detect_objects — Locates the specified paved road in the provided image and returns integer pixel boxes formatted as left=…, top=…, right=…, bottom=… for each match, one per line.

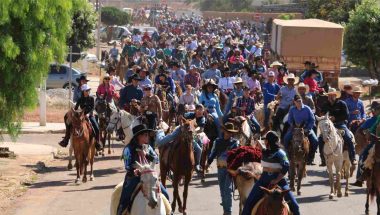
left=3, top=134, right=378, bottom=215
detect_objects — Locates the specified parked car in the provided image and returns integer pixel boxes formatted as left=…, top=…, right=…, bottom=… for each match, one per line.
left=100, top=26, right=132, bottom=42
left=130, top=26, right=157, bottom=36
left=46, top=64, right=86, bottom=90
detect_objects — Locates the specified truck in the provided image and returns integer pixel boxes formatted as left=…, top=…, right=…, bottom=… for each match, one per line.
left=271, top=19, right=344, bottom=87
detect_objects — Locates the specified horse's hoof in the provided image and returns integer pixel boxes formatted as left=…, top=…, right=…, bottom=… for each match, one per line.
left=102, top=153, right=105, bottom=157
left=337, top=193, right=342, bottom=198
left=344, top=193, right=349, bottom=197
left=297, top=191, right=301, bottom=196
left=329, top=194, right=334, bottom=199
left=90, top=175, right=95, bottom=181
left=82, top=177, right=87, bottom=183
left=183, top=211, right=187, bottom=215
left=67, top=163, right=73, bottom=170
left=108, top=150, right=111, bottom=154
left=178, top=207, right=183, bottom=213
left=75, top=179, right=81, bottom=185
left=365, top=210, right=369, bottom=215
left=201, top=179, right=205, bottom=183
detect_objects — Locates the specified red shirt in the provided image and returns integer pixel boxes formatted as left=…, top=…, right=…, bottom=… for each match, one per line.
left=304, top=77, right=322, bottom=93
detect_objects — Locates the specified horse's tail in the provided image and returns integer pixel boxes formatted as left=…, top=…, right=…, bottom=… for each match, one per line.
left=369, top=176, right=377, bottom=202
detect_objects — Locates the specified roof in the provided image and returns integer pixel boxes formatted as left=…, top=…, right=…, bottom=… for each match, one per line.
left=273, top=19, right=343, bottom=29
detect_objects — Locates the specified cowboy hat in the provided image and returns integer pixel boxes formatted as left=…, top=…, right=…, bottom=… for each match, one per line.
left=76, top=75, right=90, bottom=83
left=222, top=122, right=239, bottom=133
left=327, top=88, right=341, bottom=98
left=297, top=83, right=310, bottom=94
left=256, top=42, right=263, bottom=48
left=270, top=61, right=282, bottom=67
left=131, top=124, right=154, bottom=141
left=103, top=73, right=110, bottom=80
left=202, top=79, right=218, bottom=91
left=283, top=73, right=300, bottom=85
left=177, top=46, right=186, bottom=51
left=185, top=104, right=196, bottom=111
left=233, top=77, right=244, bottom=84
left=353, top=86, right=363, bottom=93
left=80, top=84, right=91, bottom=91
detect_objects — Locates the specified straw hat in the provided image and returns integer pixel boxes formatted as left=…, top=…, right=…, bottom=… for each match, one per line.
left=353, top=86, right=363, bottom=93
left=233, top=77, right=244, bottom=84
left=327, top=88, right=341, bottom=98
left=297, top=83, right=310, bottom=94
left=270, top=61, right=282, bottom=67
left=283, top=73, right=299, bottom=85
left=202, top=79, right=218, bottom=91
left=222, top=122, right=239, bottom=133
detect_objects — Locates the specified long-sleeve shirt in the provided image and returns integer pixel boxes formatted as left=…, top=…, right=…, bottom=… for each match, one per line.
left=140, top=95, right=162, bottom=120
left=123, top=143, right=158, bottom=176
left=236, top=96, right=255, bottom=116
left=303, top=77, right=322, bottom=93
left=278, top=86, right=297, bottom=110
left=171, top=68, right=186, bottom=84
left=154, top=75, right=176, bottom=94
left=202, top=69, right=222, bottom=83
left=110, top=76, right=124, bottom=90
left=361, top=116, right=378, bottom=130
left=199, top=92, right=223, bottom=118
left=184, top=112, right=206, bottom=128
left=121, top=45, right=138, bottom=57
left=262, top=82, right=280, bottom=106
left=300, top=69, right=323, bottom=83
left=218, top=77, right=236, bottom=92
left=247, top=78, right=261, bottom=91
left=75, top=95, right=95, bottom=115
left=73, top=86, right=82, bottom=103
left=344, top=97, right=366, bottom=122
left=261, top=149, right=289, bottom=175
left=119, top=85, right=143, bottom=108
left=96, top=84, right=115, bottom=102
left=321, top=100, right=349, bottom=125
left=179, top=93, right=196, bottom=105
left=207, top=137, right=239, bottom=165
left=184, top=72, right=201, bottom=89
left=287, top=104, right=315, bottom=130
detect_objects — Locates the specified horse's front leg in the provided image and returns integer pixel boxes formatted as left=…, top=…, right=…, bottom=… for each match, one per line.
left=75, top=155, right=80, bottom=184
left=68, top=139, right=73, bottom=170
left=335, top=164, right=342, bottom=198
left=376, top=190, right=380, bottom=215
left=83, top=158, right=88, bottom=183
left=289, top=159, right=296, bottom=192
left=297, top=160, right=305, bottom=196
left=182, top=175, right=191, bottom=215
left=326, top=157, right=335, bottom=199
left=171, top=176, right=179, bottom=213
left=107, top=132, right=112, bottom=154
left=365, top=189, right=370, bottom=214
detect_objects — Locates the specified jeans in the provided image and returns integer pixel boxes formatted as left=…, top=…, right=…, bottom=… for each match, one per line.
left=248, top=115, right=261, bottom=134
left=209, top=109, right=222, bottom=138
left=356, top=141, right=375, bottom=180
left=217, top=167, right=233, bottom=214
left=264, top=105, right=270, bottom=128
left=334, top=123, right=356, bottom=162
left=241, top=172, right=300, bottom=215
left=193, top=138, right=203, bottom=166
left=284, top=129, right=319, bottom=162
left=272, top=108, right=288, bottom=132
left=89, top=115, right=99, bottom=140
left=117, top=174, right=170, bottom=215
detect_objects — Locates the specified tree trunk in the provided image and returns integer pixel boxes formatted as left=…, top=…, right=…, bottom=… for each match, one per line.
left=368, top=58, right=376, bottom=79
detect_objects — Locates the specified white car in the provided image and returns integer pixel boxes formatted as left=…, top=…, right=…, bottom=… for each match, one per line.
left=83, top=53, right=98, bottom=63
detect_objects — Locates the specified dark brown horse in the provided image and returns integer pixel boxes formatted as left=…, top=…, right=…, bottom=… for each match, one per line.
left=289, top=126, right=309, bottom=195
left=252, top=186, right=291, bottom=215
left=71, top=109, right=96, bottom=184
left=200, top=114, right=218, bottom=182
left=159, top=117, right=196, bottom=215
left=116, top=54, right=129, bottom=84
left=365, top=131, right=380, bottom=214
left=95, top=97, right=113, bottom=156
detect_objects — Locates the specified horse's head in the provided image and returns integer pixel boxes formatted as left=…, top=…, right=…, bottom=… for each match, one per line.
left=180, top=116, right=196, bottom=137
left=71, top=107, right=85, bottom=137
left=292, top=126, right=305, bottom=152
left=260, top=186, right=290, bottom=215
left=95, top=97, right=107, bottom=115
left=107, top=109, right=121, bottom=132
left=135, top=162, right=160, bottom=209
left=316, top=113, right=333, bottom=142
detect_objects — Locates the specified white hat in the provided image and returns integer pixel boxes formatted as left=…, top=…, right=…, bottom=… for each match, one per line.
left=81, top=84, right=91, bottom=91
left=103, top=73, right=110, bottom=79
left=270, top=61, right=283, bottom=67
left=327, top=88, right=341, bottom=98
left=185, top=104, right=196, bottom=111
left=268, top=71, right=275, bottom=77
left=233, top=77, right=243, bottom=84
left=283, top=73, right=300, bottom=84
left=297, top=83, right=310, bottom=94
left=353, top=86, right=363, bottom=93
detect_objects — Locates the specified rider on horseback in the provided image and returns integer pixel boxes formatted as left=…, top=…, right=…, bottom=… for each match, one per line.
left=155, top=104, right=206, bottom=172
left=319, top=88, right=357, bottom=166
left=117, top=124, right=169, bottom=215
left=97, top=74, right=115, bottom=103
left=140, top=84, right=162, bottom=130
left=235, top=86, right=261, bottom=135
left=283, top=95, right=319, bottom=165
left=262, top=71, right=280, bottom=129
left=345, top=86, right=366, bottom=133
left=59, top=84, right=102, bottom=151
left=224, top=77, right=244, bottom=115
left=242, top=131, right=300, bottom=215
left=119, top=74, right=143, bottom=111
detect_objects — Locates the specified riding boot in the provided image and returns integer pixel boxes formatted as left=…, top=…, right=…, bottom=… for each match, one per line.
left=59, top=123, right=71, bottom=148
left=95, top=133, right=102, bottom=151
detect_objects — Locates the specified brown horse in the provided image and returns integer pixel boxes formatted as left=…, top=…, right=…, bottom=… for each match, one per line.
left=252, top=186, right=291, bottom=215
left=116, top=54, right=129, bottom=84
left=159, top=117, right=196, bottom=215
left=355, top=128, right=371, bottom=155
left=71, top=109, right=96, bottom=184
left=200, top=114, right=218, bottom=182
left=95, top=97, right=113, bottom=156
left=365, top=130, right=380, bottom=214
left=288, top=127, right=309, bottom=195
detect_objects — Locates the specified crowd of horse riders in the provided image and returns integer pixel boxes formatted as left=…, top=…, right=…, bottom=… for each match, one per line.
left=58, top=9, right=380, bottom=215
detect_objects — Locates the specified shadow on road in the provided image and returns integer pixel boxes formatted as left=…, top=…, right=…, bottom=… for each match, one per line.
left=296, top=194, right=337, bottom=203
left=28, top=179, right=73, bottom=189
left=95, top=155, right=122, bottom=162
left=64, top=184, right=117, bottom=192
left=68, top=167, right=123, bottom=177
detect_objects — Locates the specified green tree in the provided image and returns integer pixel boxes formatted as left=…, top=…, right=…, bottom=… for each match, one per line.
left=101, top=7, right=130, bottom=26
left=344, top=0, right=380, bottom=79
left=306, top=0, right=359, bottom=23
left=0, top=0, right=73, bottom=138
left=278, top=13, right=296, bottom=20
left=68, top=0, right=96, bottom=49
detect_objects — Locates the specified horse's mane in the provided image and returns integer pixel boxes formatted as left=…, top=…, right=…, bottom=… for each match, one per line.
left=227, top=146, right=262, bottom=170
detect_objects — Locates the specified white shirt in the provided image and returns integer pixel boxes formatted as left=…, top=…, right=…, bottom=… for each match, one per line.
left=218, top=77, right=236, bottom=91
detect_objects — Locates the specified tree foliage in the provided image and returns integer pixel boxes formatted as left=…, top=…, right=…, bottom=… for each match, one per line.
left=0, top=0, right=73, bottom=138
left=68, top=0, right=96, bottom=49
left=278, top=13, right=296, bottom=20
left=101, top=7, right=130, bottom=26
left=306, top=0, right=359, bottom=23
left=344, top=0, right=380, bottom=79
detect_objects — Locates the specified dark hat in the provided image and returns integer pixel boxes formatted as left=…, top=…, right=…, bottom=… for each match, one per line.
left=370, top=101, right=380, bottom=110
left=265, top=131, right=279, bottom=144
left=311, top=63, right=319, bottom=69
left=294, top=94, right=302, bottom=101
left=309, top=69, right=320, bottom=75
left=131, top=74, right=142, bottom=81
left=210, top=60, right=219, bottom=66
left=131, top=124, right=154, bottom=141
left=243, top=85, right=250, bottom=91
left=76, top=75, right=89, bottom=83
left=304, top=61, right=312, bottom=65
left=222, top=122, right=239, bottom=133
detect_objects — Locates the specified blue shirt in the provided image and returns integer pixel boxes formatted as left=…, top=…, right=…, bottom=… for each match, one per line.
left=202, top=68, right=222, bottom=83
left=262, top=82, right=280, bottom=106
left=171, top=68, right=186, bottom=83
left=287, top=104, right=315, bottom=130
left=154, top=75, right=176, bottom=94
left=360, top=116, right=377, bottom=130
left=344, top=97, right=366, bottom=122
left=119, top=85, right=143, bottom=108
left=262, top=149, right=289, bottom=175
left=278, top=86, right=297, bottom=110
left=123, top=143, right=158, bottom=175
left=199, top=92, right=224, bottom=118
left=207, top=137, right=239, bottom=165
left=184, top=112, right=206, bottom=128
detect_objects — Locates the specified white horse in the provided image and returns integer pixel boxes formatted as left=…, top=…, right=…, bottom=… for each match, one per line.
left=317, top=114, right=352, bottom=199
left=110, top=162, right=171, bottom=215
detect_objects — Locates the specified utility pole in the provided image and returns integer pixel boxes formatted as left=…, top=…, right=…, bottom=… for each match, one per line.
left=39, top=79, right=46, bottom=126
left=68, top=46, right=73, bottom=108
left=96, top=0, right=101, bottom=62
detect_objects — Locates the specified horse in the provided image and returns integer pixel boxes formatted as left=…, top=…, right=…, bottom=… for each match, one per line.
left=107, top=109, right=139, bottom=144
left=365, top=125, right=380, bottom=215
left=116, top=54, right=129, bottom=84
left=251, top=186, right=292, bottom=215
left=317, top=114, right=351, bottom=199
left=229, top=162, right=262, bottom=215
left=288, top=126, right=309, bottom=196
left=229, top=116, right=253, bottom=146
left=355, top=128, right=371, bottom=155
left=201, top=114, right=218, bottom=182
left=110, top=162, right=171, bottom=215
left=159, top=117, right=196, bottom=215
left=95, top=97, right=113, bottom=156
left=62, top=108, right=75, bottom=170
left=70, top=108, right=96, bottom=184
left=254, top=100, right=278, bottom=132
left=155, top=85, right=175, bottom=126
